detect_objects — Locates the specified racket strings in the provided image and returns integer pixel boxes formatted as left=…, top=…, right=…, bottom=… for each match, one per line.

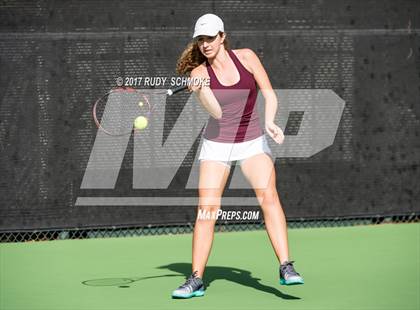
left=94, top=90, right=151, bottom=136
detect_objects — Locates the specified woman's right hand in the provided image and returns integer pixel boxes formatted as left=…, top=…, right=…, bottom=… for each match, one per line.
left=188, top=77, right=205, bottom=93
left=188, top=77, right=222, bottom=119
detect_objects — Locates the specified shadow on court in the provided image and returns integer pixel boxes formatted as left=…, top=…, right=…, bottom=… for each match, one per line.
left=157, top=262, right=300, bottom=299
left=81, top=263, right=300, bottom=299
left=81, top=274, right=180, bottom=287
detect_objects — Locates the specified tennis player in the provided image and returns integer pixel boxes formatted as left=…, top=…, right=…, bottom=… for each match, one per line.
left=172, top=13, right=304, bottom=299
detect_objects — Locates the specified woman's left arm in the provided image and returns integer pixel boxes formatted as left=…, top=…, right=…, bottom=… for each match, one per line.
left=242, top=48, right=284, bottom=144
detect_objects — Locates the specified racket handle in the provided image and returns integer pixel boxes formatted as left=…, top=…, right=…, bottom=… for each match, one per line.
left=167, top=85, right=188, bottom=96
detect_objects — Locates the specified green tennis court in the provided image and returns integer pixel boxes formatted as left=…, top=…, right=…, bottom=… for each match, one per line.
left=1, top=223, right=418, bottom=310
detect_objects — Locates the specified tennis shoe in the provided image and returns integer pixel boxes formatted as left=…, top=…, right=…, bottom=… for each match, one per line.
left=172, top=271, right=205, bottom=298
left=279, top=260, right=304, bottom=285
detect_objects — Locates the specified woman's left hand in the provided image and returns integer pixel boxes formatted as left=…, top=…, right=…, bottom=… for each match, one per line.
left=265, top=121, right=284, bottom=144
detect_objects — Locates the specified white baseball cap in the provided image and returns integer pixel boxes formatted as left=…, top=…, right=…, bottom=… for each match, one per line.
left=192, top=13, right=224, bottom=39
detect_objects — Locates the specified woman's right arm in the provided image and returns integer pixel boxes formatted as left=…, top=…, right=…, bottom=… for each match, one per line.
left=189, top=68, right=223, bottom=120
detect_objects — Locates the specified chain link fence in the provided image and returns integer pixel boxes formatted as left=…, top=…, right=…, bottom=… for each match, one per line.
left=1, top=213, right=418, bottom=243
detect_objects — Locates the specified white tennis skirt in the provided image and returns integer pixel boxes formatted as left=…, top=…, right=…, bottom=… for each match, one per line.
left=198, top=134, right=273, bottom=164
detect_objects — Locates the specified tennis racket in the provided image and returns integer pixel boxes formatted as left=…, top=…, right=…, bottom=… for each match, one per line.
left=92, top=85, right=188, bottom=136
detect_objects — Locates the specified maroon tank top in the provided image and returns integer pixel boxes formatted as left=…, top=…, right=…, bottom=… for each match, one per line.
left=203, top=49, right=263, bottom=143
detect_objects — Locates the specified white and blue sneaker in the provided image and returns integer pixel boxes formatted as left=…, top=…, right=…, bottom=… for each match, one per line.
left=172, top=271, right=205, bottom=299
left=279, top=260, right=304, bottom=285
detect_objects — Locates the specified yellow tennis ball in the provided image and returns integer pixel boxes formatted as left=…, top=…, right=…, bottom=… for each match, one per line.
left=138, top=101, right=144, bottom=107
left=134, top=116, right=148, bottom=130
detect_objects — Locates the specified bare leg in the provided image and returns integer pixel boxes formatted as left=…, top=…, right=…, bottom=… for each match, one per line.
left=192, top=160, right=231, bottom=278
left=240, top=153, right=290, bottom=264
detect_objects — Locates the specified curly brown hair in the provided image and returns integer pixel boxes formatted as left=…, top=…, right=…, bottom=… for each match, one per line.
left=176, top=32, right=230, bottom=75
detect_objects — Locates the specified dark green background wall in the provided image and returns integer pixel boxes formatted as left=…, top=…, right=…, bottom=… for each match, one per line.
left=0, top=0, right=419, bottom=230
